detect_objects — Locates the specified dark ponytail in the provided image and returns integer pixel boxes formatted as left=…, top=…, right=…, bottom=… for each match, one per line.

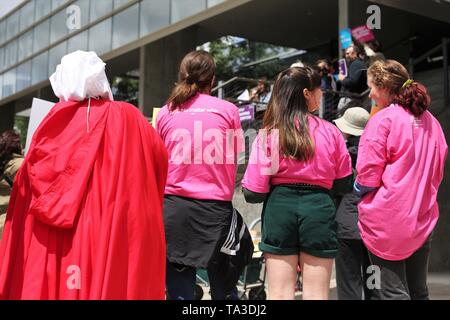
left=0, top=130, right=21, bottom=175
left=166, top=50, right=216, bottom=111
left=368, top=59, right=431, bottom=117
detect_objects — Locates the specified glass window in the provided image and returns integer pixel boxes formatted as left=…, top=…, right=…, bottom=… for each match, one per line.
left=0, top=47, right=4, bottom=71
left=16, top=61, right=32, bottom=92
left=33, top=19, right=50, bottom=53
left=112, top=3, right=139, bottom=49
left=114, top=0, right=132, bottom=9
left=20, top=1, right=35, bottom=32
left=68, top=0, right=90, bottom=34
left=18, top=30, right=33, bottom=62
left=0, top=21, right=6, bottom=44
left=88, top=18, right=111, bottom=56
left=207, top=0, right=224, bottom=7
left=50, top=9, right=68, bottom=44
left=171, top=0, right=206, bottom=23
left=0, top=74, right=3, bottom=99
left=67, top=30, right=88, bottom=53
left=5, top=40, right=18, bottom=68
left=6, top=12, right=20, bottom=41
left=35, top=0, right=52, bottom=21
left=48, top=41, right=67, bottom=76
left=140, top=0, right=170, bottom=36
left=3, top=68, right=16, bottom=97
left=31, top=51, right=48, bottom=85
left=52, top=0, right=69, bottom=10
left=89, top=0, right=113, bottom=23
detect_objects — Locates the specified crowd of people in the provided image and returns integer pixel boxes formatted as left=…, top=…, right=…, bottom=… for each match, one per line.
left=0, top=45, right=447, bottom=300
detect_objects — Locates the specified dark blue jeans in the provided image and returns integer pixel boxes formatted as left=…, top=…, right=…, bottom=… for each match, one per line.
left=166, top=260, right=239, bottom=300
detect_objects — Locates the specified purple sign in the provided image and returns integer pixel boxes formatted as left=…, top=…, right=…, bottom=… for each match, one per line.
left=239, top=104, right=255, bottom=123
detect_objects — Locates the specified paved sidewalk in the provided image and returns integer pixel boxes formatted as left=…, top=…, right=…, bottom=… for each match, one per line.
left=199, top=270, right=450, bottom=300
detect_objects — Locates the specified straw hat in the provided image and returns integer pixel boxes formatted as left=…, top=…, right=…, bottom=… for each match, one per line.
left=333, top=107, right=370, bottom=136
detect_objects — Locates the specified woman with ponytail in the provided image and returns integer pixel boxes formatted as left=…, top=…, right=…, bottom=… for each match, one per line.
left=242, top=67, right=352, bottom=300
left=156, top=50, right=244, bottom=300
left=355, top=59, right=448, bottom=299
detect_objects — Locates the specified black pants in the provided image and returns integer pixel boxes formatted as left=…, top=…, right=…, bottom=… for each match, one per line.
left=166, top=259, right=238, bottom=300
left=367, top=238, right=431, bottom=300
left=336, top=238, right=376, bottom=300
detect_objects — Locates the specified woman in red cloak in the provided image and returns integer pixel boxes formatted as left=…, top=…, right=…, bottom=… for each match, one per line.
left=0, top=51, right=168, bottom=299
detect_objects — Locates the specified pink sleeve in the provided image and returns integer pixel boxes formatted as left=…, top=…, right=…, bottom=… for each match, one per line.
left=356, top=116, right=391, bottom=187
left=334, top=129, right=352, bottom=179
left=241, top=132, right=274, bottom=193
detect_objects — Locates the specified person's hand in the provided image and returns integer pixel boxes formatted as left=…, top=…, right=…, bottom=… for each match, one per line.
left=250, top=89, right=258, bottom=101
left=338, top=73, right=346, bottom=81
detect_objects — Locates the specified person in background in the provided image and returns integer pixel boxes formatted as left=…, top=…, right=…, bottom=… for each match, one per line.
left=364, top=40, right=386, bottom=66
left=337, top=45, right=368, bottom=114
left=355, top=59, right=448, bottom=300
left=0, top=130, right=24, bottom=239
left=251, top=76, right=272, bottom=105
left=157, top=50, right=246, bottom=300
left=316, top=59, right=338, bottom=121
left=332, top=107, right=375, bottom=300
left=242, top=66, right=352, bottom=300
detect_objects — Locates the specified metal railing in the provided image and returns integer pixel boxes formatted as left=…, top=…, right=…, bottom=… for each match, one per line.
left=408, top=37, right=449, bottom=108
left=211, top=76, right=273, bottom=101
left=319, top=88, right=370, bottom=121
left=211, top=75, right=371, bottom=122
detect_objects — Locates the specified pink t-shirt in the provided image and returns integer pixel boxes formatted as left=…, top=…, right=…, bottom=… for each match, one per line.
left=242, top=115, right=352, bottom=193
left=156, top=93, right=242, bottom=201
left=356, top=104, right=448, bottom=261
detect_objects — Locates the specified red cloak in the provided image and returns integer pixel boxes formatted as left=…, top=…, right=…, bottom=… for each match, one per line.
left=0, top=99, right=168, bottom=299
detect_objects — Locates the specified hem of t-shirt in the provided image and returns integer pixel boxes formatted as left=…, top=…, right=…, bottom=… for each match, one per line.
left=241, top=182, right=270, bottom=194
left=361, top=238, right=413, bottom=261
left=164, top=190, right=233, bottom=202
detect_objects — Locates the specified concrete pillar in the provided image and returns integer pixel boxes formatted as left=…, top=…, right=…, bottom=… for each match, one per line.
left=430, top=108, right=450, bottom=272
left=0, top=102, right=15, bottom=133
left=139, top=27, right=198, bottom=118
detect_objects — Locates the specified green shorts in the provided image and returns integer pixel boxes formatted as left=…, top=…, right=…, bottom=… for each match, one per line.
left=259, top=185, right=338, bottom=258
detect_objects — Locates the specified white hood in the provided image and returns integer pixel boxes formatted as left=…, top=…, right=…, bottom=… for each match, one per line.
left=49, top=50, right=114, bottom=102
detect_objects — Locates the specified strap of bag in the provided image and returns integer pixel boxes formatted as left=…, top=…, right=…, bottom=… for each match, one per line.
left=2, top=173, right=13, bottom=189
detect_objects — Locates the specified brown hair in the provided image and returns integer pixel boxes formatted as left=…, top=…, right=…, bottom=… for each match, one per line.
left=0, top=130, right=21, bottom=175
left=263, top=66, right=321, bottom=161
left=368, top=59, right=430, bottom=117
left=166, top=50, right=216, bottom=111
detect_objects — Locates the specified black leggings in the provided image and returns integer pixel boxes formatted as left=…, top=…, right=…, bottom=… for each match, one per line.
left=367, top=238, right=431, bottom=300
left=336, top=239, right=376, bottom=300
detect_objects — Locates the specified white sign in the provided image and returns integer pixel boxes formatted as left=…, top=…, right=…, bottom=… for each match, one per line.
left=25, top=98, right=55, bottom=154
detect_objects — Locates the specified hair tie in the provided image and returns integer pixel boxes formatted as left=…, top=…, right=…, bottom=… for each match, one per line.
left=186, top=73, right=194, bottom=85
left=402, top=79, right=414, bottom=89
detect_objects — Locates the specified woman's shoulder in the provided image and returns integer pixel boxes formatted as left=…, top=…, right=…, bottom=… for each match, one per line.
left=200, top=94, right=238, bottom=110
left=4, top=154, right=24, bottom=177
left=367, top=104, right=401, bottom=125
left=309, top=115, right=341, bottom=136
